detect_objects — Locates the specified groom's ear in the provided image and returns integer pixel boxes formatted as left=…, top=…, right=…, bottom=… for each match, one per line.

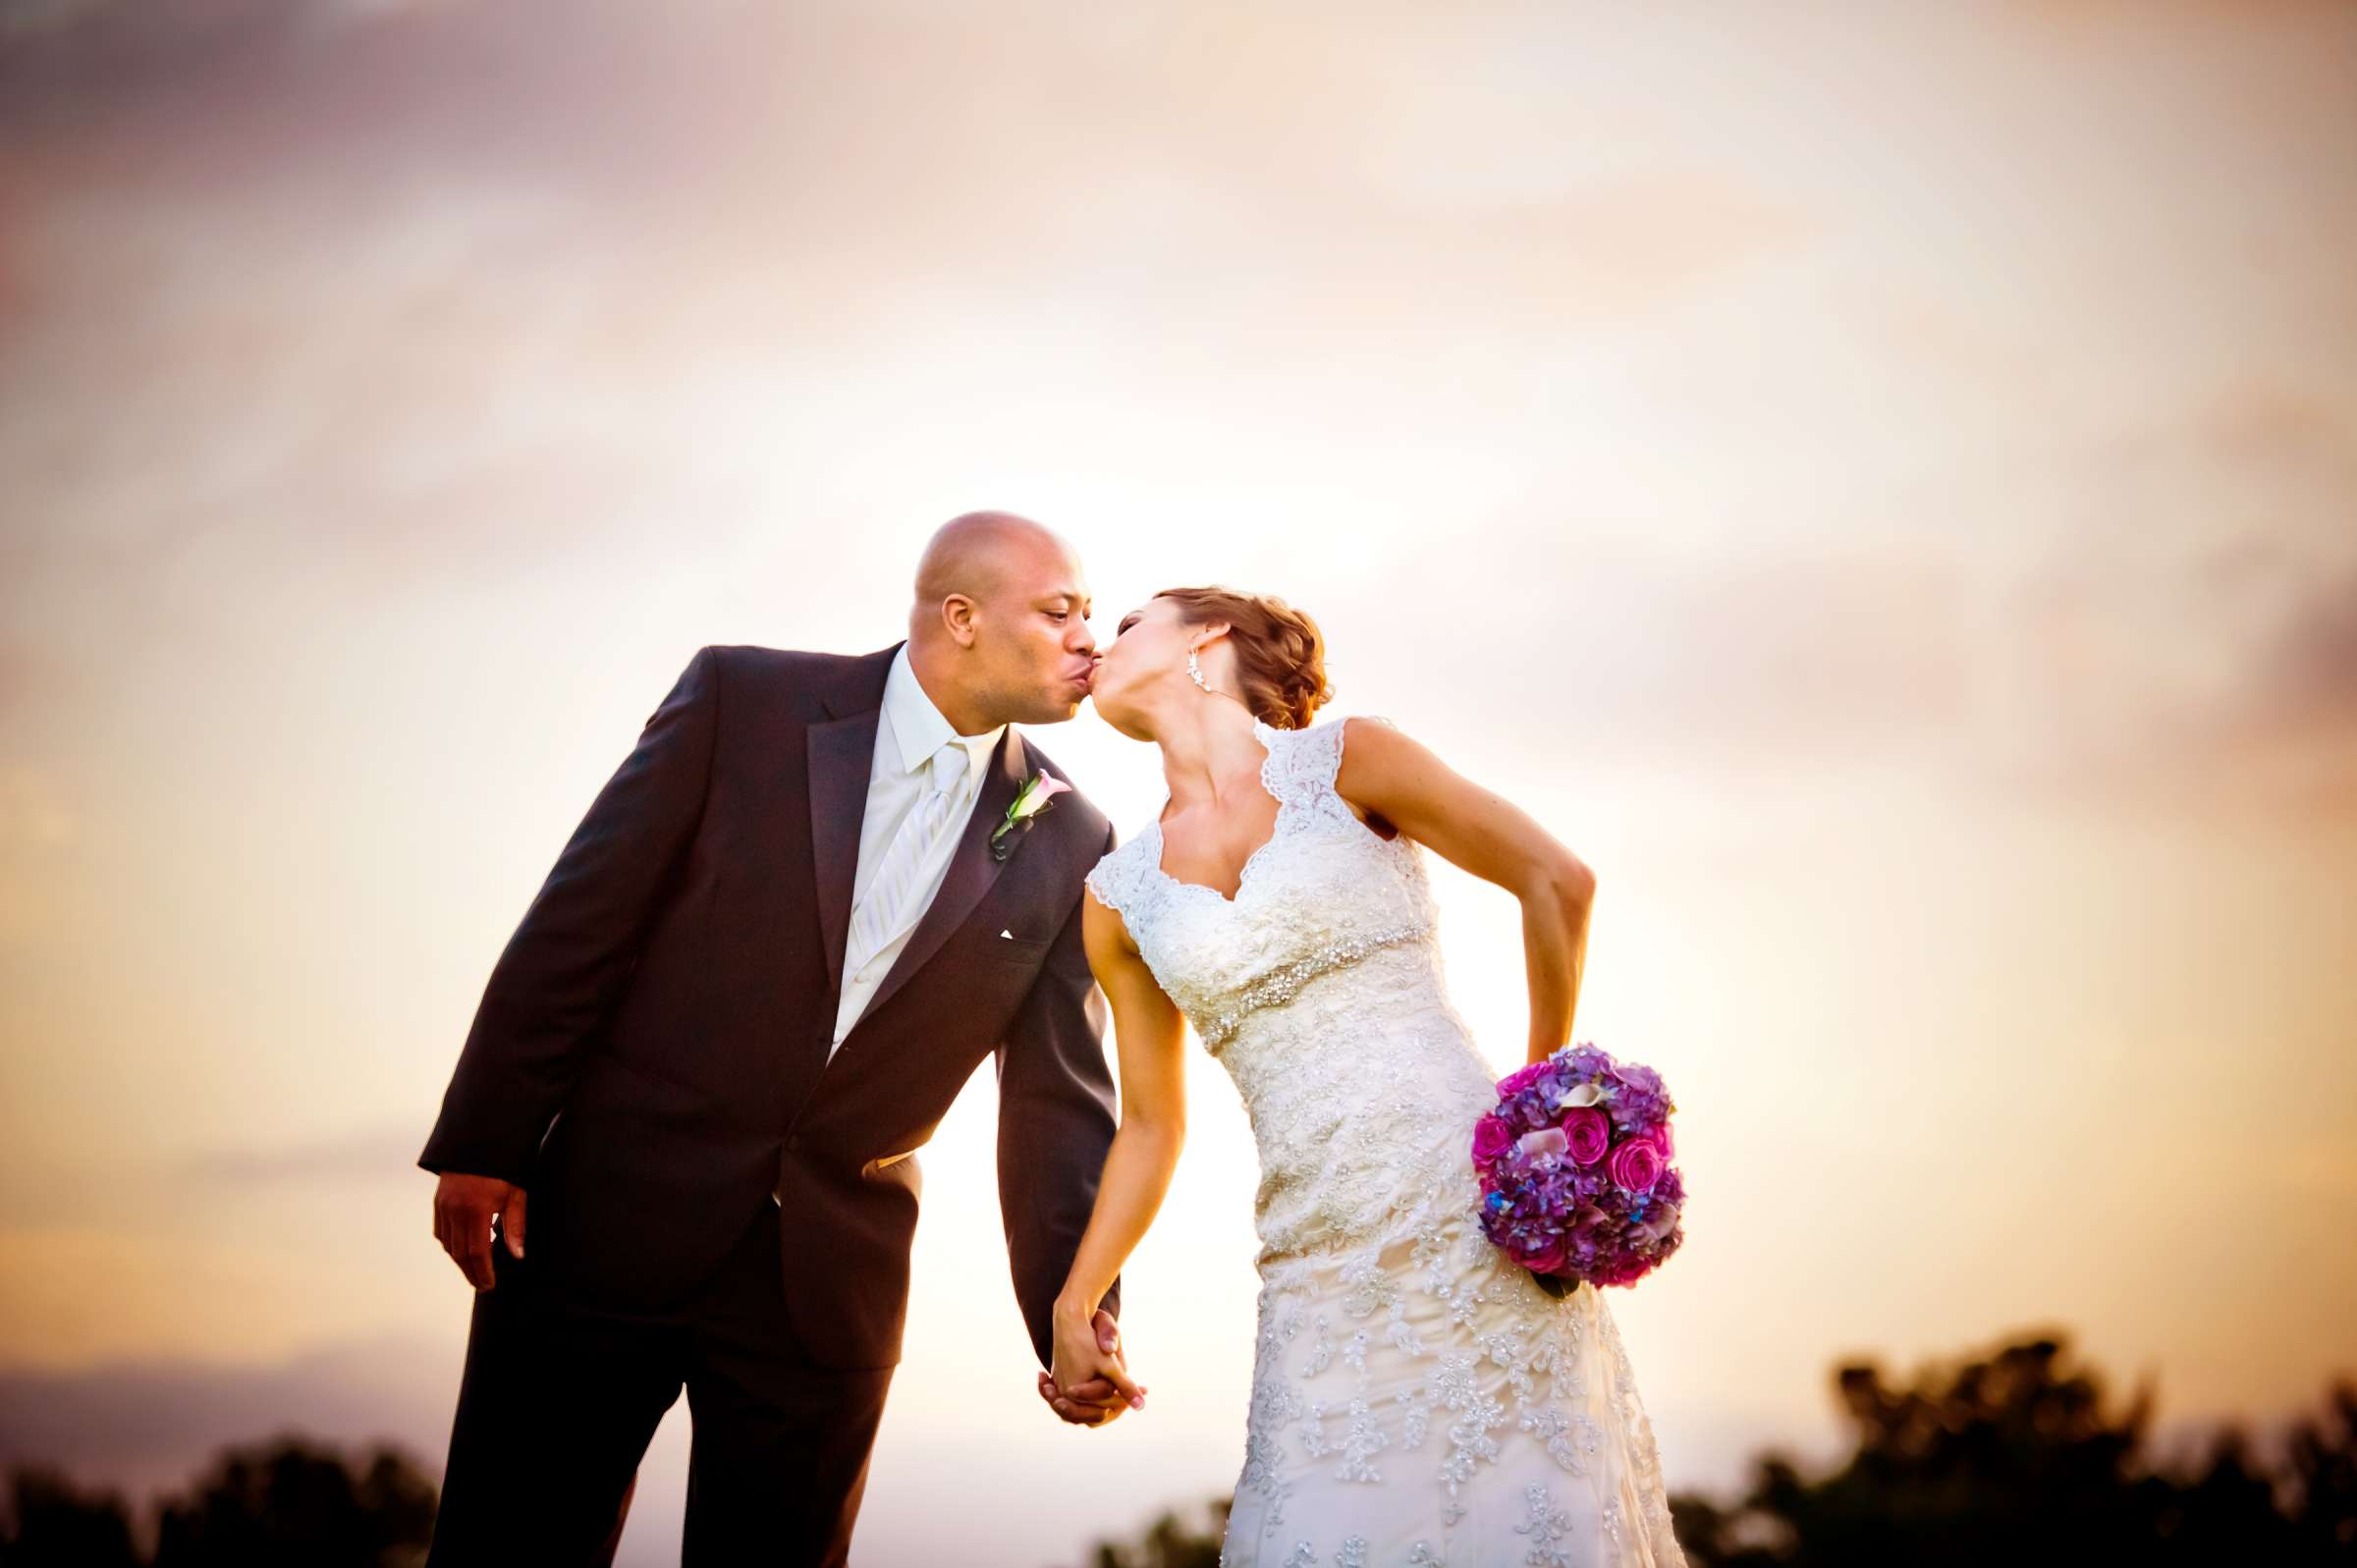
left=937, top=593, right=981, bottom=647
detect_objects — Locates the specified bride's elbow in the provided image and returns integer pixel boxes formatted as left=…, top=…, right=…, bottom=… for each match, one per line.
left=1544, top=852, right=1596, bottom=912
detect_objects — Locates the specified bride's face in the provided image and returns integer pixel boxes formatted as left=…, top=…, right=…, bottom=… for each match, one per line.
left=1088, top=597, right=1196, bottom=739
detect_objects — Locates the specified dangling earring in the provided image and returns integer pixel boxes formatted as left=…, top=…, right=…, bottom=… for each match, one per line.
left=1186, top=648, right=1211, bottom=691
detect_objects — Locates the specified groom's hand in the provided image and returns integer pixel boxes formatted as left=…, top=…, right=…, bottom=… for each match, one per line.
left=432, top=1172, right=526, bottom=1291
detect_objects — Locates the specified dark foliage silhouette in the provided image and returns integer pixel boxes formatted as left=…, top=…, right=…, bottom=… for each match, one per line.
left=1086, top=1497, right=1233, bottom=1568
left=150, top=1436, right=434, bottom=1567
left=0, top=1436, right=434, bottom=1568
left=0, top=1468, right=140, bottom=1568
left=1670, top=1332, right=2356, bottom=1565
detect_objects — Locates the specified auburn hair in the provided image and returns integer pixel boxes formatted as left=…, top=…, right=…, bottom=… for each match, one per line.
left=1154, top=585, right=1335, bottom=731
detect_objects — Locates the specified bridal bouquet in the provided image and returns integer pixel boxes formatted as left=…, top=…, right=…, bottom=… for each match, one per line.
left=1471, top=1042, right=1683, bottom=1296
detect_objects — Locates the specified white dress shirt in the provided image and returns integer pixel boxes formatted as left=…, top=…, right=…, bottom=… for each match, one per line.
left=830, top=643, right=1008, bottom=1054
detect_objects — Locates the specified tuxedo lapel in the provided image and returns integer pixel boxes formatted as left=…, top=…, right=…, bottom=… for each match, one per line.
left=806, top=710, right=876, bottom=998
left=805, top=644, right=900, bottom=998
left=844, top=723, right=1028, bottom=1040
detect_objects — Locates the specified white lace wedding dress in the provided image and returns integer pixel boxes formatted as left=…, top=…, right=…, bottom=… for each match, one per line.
left=1084, top=715, right=1687, bottom=1568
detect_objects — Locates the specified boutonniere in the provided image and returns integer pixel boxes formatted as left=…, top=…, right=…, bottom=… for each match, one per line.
left=990, top=771, right=1071, bottom=861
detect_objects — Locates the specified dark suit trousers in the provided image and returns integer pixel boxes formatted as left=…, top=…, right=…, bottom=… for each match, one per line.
left=425, top=1202, right=895, bottom=1568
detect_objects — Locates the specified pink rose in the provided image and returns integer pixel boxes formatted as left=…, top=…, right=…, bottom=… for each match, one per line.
left=1562, top=1108, right=1612, bottom=1166
left=1607, top=1136, right=1664, bottom=1193
left=1470, top=1113, right=1514, bottom=1164
left=1522, top=1235, right=1568, bottom=1275
left=1497, top=1062, right=1548, bottom=1097
left=1646, top=1120, right=1675, bottom=1160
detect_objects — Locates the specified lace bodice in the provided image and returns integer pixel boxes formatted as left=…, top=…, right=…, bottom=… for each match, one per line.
left=1085, top=716, right=1504, bottom=1268
left=1084, top=715, right=1439, bottom=1039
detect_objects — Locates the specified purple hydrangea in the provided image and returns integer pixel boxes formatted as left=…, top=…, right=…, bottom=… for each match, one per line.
left=1468, top=1040, right=1685, bottom=1294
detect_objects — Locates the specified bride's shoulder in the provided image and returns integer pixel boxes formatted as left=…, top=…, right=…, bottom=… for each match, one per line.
left=1332, top=712, right=1400, bottom=744
left=1083, top=817, right=1158, bottom=917
left=1306, top=714, right=1444, bottom=824
left=1290, top=711, right=1400, bottom=743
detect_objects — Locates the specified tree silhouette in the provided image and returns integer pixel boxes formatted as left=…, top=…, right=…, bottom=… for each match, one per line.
left=148, top=1436, right=435, bottom=1568
left=2, top=1438, right=436, bottom=1568
left=1087, top=1497, right=1232, bottom=1568
left=2283, top=1380, right=2357, bottom=1556
left=1670, top=1331, right=2357, bottom=1566
left=0, top=1467, right=140, bottom=1568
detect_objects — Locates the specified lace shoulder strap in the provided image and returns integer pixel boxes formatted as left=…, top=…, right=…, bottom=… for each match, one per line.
left=1084, top=828, right=1157, bottom=920
left=1258, top=713, right=1396, bottom=814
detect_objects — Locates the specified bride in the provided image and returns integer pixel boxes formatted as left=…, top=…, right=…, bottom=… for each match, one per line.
left=1035, top=585, right=1688, bottom=1567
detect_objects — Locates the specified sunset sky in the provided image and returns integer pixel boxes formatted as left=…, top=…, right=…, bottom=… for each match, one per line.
left=3, top=1, right=2354, bottom=1562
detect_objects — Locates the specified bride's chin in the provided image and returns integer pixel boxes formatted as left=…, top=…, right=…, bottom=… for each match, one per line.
left=1091, top=702, right=1148, bottom=740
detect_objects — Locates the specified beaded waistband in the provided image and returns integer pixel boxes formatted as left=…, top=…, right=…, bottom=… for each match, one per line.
left=1193, top=920, right=1434, bottom=1049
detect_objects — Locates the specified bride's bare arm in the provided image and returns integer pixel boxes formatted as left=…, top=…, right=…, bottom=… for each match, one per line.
left=1043, top=890, right=1189, bottom=1414
left=1333, top=716, right=1597, bottom=1066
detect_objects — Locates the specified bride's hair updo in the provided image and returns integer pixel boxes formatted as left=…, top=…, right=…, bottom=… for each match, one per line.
left=1154, top=585, right=1336, bottom=731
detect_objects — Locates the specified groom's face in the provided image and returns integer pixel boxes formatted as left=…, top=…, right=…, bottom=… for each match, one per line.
left=969, top=541, right=1100, bottom=725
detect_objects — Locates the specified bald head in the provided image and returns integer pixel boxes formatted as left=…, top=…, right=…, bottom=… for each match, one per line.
left=911, top=511, right=1069, bottom=620
left=903, top=509, right=1098, bottom=730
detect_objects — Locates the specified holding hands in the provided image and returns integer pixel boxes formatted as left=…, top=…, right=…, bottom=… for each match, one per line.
left=1037, top=1306, right=1147, bottom=1429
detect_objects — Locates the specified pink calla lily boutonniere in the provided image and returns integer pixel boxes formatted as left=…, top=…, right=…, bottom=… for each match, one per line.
left=990, top=771, right=1071, bottom=861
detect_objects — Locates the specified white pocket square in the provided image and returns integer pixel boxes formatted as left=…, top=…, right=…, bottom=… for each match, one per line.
left=1000, top=929, right=1015, bottom=939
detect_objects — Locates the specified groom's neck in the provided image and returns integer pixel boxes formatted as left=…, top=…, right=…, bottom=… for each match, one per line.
left=906, top=641, right=1002, bottom=737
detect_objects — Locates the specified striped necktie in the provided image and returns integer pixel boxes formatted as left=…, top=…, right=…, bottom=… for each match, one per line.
left=846, top=740, right=965, bottom=979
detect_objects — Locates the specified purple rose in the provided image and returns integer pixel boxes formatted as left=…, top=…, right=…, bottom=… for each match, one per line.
left=1562, top=1108, right=1612, bottom=1166
left=1607, top=1136, right=1664, bottom=1193
left=1471, top=1113, right=1514, bottom=1164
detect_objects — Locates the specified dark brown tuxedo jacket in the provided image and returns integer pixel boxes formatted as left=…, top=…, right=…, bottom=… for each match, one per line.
left=418, top=640, right=1122, bottom=1371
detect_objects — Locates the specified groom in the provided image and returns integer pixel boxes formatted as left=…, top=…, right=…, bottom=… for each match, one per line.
left=418, top=513, right=1131, bottom=1566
